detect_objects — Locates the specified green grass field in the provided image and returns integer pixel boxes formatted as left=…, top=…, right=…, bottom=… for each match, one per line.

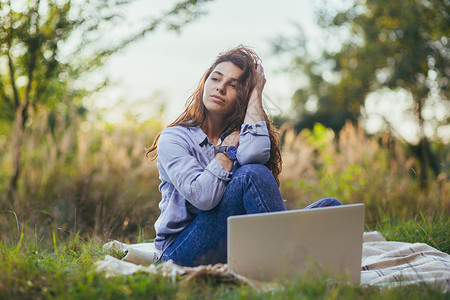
left=0, top=213, right=449, bottom=300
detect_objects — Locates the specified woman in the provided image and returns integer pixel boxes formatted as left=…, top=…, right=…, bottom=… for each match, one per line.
left=146, top=45, right=341, bottom=267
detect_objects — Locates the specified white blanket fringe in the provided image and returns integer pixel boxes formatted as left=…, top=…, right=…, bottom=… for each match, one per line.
left=96, top=231, right=450, bottom=291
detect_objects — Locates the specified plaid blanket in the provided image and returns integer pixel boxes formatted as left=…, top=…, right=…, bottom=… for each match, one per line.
left=361, top=231, right=450, bottom=290
left=97, top=231, right=450, bottom=291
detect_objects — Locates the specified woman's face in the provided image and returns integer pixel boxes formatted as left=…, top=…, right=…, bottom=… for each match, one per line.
left=203, top=62, right=243, bottom=118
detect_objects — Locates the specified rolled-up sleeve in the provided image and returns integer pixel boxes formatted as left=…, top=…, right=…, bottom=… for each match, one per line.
left=157, top=130, right=231, bottom=211
left=237, top=121, right=271, bottom=165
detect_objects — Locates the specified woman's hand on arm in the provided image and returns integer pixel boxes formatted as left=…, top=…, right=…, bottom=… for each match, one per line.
left=244, top=64, right=266, bottom=124
left=215, top=130, right=239, bottom=172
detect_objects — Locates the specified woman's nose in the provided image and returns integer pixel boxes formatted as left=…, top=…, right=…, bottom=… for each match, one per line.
left=216, top=82, right=226, bottom=94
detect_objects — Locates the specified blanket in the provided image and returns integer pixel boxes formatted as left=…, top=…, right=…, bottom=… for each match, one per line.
left=96, top=232, right=450, bottom=291
left=361, top=231, right=450, bottom=290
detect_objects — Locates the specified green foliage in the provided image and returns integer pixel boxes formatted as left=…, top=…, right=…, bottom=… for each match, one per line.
left=0, top=0, right=214, bottom=123
left=275, top=0, right=449, bottom=133
left=273, top=0, right=449, bottom=183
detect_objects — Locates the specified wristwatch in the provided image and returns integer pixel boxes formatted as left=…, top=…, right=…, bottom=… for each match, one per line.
left=217, top=145, right=237, bottom=161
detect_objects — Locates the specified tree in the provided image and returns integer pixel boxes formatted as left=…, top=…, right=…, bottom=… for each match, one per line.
left=0, top=0, right=214, bottom=206
left=275, top=0, right=449, bottom=185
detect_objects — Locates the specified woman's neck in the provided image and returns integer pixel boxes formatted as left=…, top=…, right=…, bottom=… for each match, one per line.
left=201, top=114, right=226, bottom=145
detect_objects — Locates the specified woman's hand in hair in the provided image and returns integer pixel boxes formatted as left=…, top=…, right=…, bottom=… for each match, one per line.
left=253, top=64, right=266, bottom=102
left=244, top=64, right=266, bottom=124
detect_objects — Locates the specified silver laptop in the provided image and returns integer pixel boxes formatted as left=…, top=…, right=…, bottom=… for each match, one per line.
left=227, top=203, right=365, bottom=283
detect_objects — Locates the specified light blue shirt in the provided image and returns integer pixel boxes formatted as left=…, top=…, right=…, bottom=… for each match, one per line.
left=154, top=121, right=270, bottom=252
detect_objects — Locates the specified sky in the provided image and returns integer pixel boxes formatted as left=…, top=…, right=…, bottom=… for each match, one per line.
left=91, top=0, right=323, bottom=124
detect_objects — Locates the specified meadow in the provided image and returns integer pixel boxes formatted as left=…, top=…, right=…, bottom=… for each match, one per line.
left=0, top=109, right=449, bottom=299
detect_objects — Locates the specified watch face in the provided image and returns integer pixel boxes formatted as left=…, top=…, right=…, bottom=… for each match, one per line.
left=227, top=146, right=237, bottom=160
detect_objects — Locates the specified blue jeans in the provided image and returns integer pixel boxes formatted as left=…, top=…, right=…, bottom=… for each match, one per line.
left=160, top=164, right=342, bottom=267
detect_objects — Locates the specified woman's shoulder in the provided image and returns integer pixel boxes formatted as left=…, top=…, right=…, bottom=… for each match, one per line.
left=159, top=125, right=197, bottom=147
left=160, top=125, right=191, bottom=137
left=157, top=125, right=198, bottom=155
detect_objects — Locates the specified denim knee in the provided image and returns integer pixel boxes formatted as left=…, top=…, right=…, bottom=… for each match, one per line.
left=233, top=163, right=271, bottom=179
left=321, top=197, right=342, bottom=207
left=304, top=197, right=342, bottom=209
left=223, top=164, right=273, bottom=208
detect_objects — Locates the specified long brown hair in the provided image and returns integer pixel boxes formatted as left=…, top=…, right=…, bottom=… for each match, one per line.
left=146, top=45, right=282, bottom=185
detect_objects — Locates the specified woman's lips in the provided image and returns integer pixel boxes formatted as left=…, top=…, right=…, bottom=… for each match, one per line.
left=210, top=95, right=225, bottom=103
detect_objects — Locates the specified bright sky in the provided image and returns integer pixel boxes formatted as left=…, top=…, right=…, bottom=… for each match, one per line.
left=92, top=0, right=322, bottom=124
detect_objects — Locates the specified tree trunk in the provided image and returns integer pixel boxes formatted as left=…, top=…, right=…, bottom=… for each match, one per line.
left=415, top=96, right=439, bottom=188
left=8, top=104, right=27, bottom=207
left=416, top=96, right=428, bottom=188
left=6, top=0, right=36, bottom=206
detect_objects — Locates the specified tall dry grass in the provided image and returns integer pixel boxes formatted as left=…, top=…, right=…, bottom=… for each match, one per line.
left=279, top=121, right=449, bottom=226
left=0, top=109, right=448, bottom=244
left=0, top=107, right=162, bottom=243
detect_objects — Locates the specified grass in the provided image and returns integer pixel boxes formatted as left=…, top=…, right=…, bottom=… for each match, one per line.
left=374, top=212, right=450, bottom=253
left=0, top=212, right=448, bottom=299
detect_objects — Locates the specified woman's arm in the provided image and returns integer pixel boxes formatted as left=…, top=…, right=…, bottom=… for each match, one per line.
left=157, top=128, right=231, bottom=211
left=244, top=64, right=266, bottom=124
left=237, top=121, right=271, bottom=165
left=238, top=64, right=271, bottom=165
